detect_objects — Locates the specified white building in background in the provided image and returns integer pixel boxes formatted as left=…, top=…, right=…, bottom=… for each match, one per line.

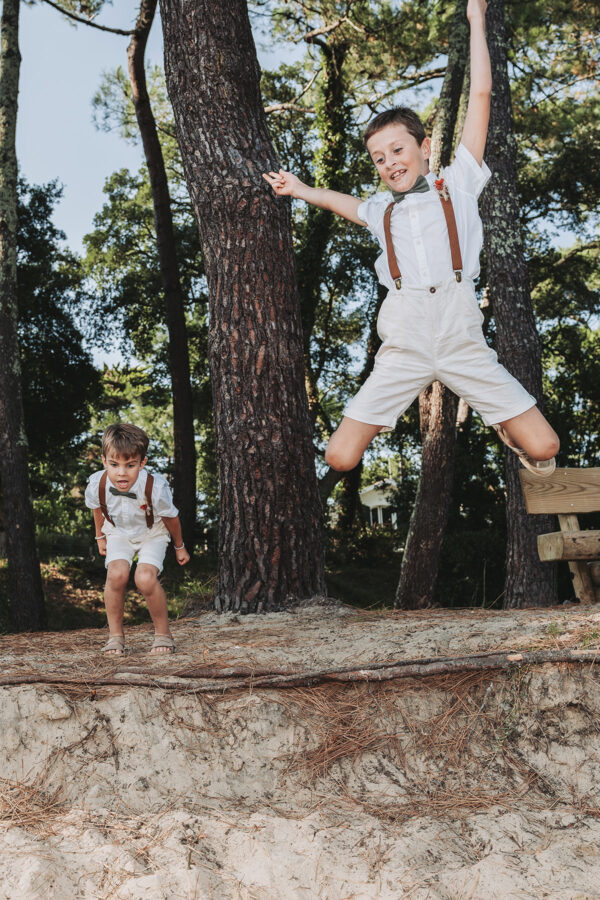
left=359, top=480, right=398, bottom=528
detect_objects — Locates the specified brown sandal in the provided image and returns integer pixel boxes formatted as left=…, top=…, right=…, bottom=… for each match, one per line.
left=493, top=425, right=556, bottom=478
left=101, top=635, right=126, bottom=655
left=150, top=634, right=176, bottom=654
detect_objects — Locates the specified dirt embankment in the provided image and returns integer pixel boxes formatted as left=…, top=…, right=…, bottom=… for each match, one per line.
left=1, top=602, right=600, bottom=899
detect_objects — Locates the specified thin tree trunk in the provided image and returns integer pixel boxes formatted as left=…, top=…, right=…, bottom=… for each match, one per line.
left=296, top=36, right=348, bottom=420
left=395, top=0, right=468, bottom=610
left=159, top=0, right=325, bottom=611
left=128, top=0, right=196, bottom=546
left=0, top=0, right=46, bottom=630
left=480, top=0, right=556, bottom=608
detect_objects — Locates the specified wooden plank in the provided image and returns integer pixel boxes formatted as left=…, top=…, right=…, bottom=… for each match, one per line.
left=557, top=513, right=596, bottom=605
left=519, top=468, right=600, bottom=514
left=537, top=529, right=600, bottom=561
left=590, top=562, right=600, bottom=586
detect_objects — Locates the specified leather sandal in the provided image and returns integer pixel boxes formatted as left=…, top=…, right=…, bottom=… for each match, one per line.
left=101, top=635, right=126, bottom=655
left=150, top=634, right=176, bottom=654
left=493, top=425, right=556, bottom=477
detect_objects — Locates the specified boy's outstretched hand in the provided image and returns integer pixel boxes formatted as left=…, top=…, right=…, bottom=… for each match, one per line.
left=262, top=169, right=303, bottom=198
left=263, top=166, right=364, bottom=225
left=467, top=0, right=487, bottom=21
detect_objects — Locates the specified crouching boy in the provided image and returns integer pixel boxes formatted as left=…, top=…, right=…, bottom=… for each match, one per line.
left=85, top=423, right=190, bottom=655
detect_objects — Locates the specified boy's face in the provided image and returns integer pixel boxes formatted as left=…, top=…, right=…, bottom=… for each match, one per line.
left=366, top=123, right=431, bottom=193
left=102, top=452, right=147, bottom=492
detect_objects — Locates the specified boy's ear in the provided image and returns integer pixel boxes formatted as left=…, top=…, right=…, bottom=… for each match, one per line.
left=101, top=455, right=107, bottom=468
left=421, top=136, right=432, bottom=162
left=140, top=457, right=148, bottom=469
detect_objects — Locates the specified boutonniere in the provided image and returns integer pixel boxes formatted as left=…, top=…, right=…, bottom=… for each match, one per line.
left=140, top=503, right=148, bottom=511
left=435, top=173, right=449, bottom=201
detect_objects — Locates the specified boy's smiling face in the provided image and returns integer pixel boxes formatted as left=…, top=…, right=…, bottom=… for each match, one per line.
left=366, top=123, right=431, bottom=193
left=102, top=451, right=147, bottom=493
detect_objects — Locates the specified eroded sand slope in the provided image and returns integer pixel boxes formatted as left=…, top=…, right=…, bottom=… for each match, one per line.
left=1, top=602, right=600, bottom=899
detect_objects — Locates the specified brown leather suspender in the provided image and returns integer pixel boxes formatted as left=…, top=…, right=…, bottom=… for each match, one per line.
left=98, top=470, right=115, bottom=527
left=144, top=474, right=154, bottom=527
left=383, top=203, right=402, bottom=290
left=98, top=470, right=155, bottom=529
left=383, top=183, right=463, bottom=291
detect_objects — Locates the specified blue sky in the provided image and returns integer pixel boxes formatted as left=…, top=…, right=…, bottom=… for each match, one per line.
left=18, top=1, right=156, bottom=252
left=17, top=0, right=282, bottom=254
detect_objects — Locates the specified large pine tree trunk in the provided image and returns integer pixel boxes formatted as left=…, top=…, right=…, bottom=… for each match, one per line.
left=395, top=0, right=467, bottom=609
left=480, top=0, right=556, bottom=608
left=159, top=0, right=325, bottom=611
left=0, top=0, right=46, bottom=630
left=128, top=0, right=197, bottom=546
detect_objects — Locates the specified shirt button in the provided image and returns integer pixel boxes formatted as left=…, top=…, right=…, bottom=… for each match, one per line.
left=429, top=286, right=436, bottom=294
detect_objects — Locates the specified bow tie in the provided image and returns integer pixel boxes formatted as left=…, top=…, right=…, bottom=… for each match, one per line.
left=391, top=174, right=430, bottom=202
left=109, top=485, right=137, bottom=499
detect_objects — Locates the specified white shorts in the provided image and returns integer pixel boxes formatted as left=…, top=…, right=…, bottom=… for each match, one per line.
left=344, top=276, right=536, bottom=430
left=104, top=524, right=171, bottom=573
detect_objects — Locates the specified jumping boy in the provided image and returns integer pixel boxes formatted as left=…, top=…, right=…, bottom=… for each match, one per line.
left=263, top=0, right=559, bottom=476
left=85, top=423, right=190, bottom=655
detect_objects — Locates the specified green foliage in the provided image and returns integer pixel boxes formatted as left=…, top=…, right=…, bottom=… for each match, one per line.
left=14, top=180, right=99, bottom=531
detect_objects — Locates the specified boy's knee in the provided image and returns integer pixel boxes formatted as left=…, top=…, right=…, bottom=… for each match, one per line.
left=538, top=432, right=560, bottom=460
left=324, top=445, right=357, bottom=472
left=106, top=563, right=129, bottom=591
left=134, top=566, right=158, bottom=594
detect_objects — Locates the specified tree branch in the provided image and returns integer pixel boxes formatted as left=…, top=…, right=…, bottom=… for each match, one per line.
left=40, top=0, right=133, bottom=36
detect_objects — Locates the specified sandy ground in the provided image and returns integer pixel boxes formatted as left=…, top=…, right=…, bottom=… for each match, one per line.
left=2, top=601, right=600, bottom=899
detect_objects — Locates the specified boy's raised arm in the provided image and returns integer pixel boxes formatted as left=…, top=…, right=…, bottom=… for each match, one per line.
left=460, top=0, right=491, bottom=165
left=262, top=169, right=365, bottom=226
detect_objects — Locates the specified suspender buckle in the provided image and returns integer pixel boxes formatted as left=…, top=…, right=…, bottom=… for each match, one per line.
left=455, top=271, right=462, bottom=283
left=394, top=277, right=402, bottom=290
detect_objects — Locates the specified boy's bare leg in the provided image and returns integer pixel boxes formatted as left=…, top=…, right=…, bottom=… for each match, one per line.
left=134, top=563, right=173, bottom=654
left=325, top=417, right=383, bottom=472
left=104, top=560, right=130, bottom=653
left=498, top=406, right=559, bottom=460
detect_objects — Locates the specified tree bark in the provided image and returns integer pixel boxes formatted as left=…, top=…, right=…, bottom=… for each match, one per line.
left=159, top=0, right=325, bottom=611
left=128, top=0, right=196, bottom=546
left=480, top=0, right=556, bottom=608
left=395, top=0, right=468, bottom=610
left=0, top=0, right=46, bottom=630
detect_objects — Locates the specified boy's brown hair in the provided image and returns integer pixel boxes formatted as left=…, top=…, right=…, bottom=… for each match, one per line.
left=363, top=107, right=427, bottom=148
left=102, top=423, right=149, bottom=460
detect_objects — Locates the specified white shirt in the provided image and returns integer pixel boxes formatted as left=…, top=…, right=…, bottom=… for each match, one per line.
left=85, top=469, right=178, bottom=540
left=357, top=143, right=491, bottom=290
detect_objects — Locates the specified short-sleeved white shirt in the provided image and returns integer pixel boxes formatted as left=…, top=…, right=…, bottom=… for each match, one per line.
left=357, top=143, right=491, bottom=290
left=85, top=468, right=178, bottom=540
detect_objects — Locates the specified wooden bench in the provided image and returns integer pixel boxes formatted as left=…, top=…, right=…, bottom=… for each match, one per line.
left=519, top=468, right=600, bottom=604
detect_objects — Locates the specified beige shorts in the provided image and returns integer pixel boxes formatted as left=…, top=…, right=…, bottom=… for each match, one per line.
left=344, top=276, right=536, bottom=430
left=104, top=525, right=171, bottom=573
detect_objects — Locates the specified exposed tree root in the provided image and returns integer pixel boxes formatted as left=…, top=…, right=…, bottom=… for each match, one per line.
left=0, top=647, right=598, bottom=693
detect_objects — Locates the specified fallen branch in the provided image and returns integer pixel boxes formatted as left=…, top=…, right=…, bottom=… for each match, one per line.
left=0, top=648, right=598, bottom=694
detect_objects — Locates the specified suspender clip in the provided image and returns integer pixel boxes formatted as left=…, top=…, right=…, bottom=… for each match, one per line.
left=455, top=271, right=462, bottom=283
left=394, top=277, right=402, bottom=290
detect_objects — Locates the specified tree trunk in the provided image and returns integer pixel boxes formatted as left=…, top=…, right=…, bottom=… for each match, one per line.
left=296, top=37, right=348, bottom=414
left=395, top=0, right=468, bottom=610
left=0, top=0, right=46, bottom=630
left=318, top=281, right=385, bottom=507
left=128, top=0, right=196, bottom=546
left=480, top=0, right=556, bottom=608
left=159, top=0, right=325, bottom=611
left=396, top=383, right=459, bottom=608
